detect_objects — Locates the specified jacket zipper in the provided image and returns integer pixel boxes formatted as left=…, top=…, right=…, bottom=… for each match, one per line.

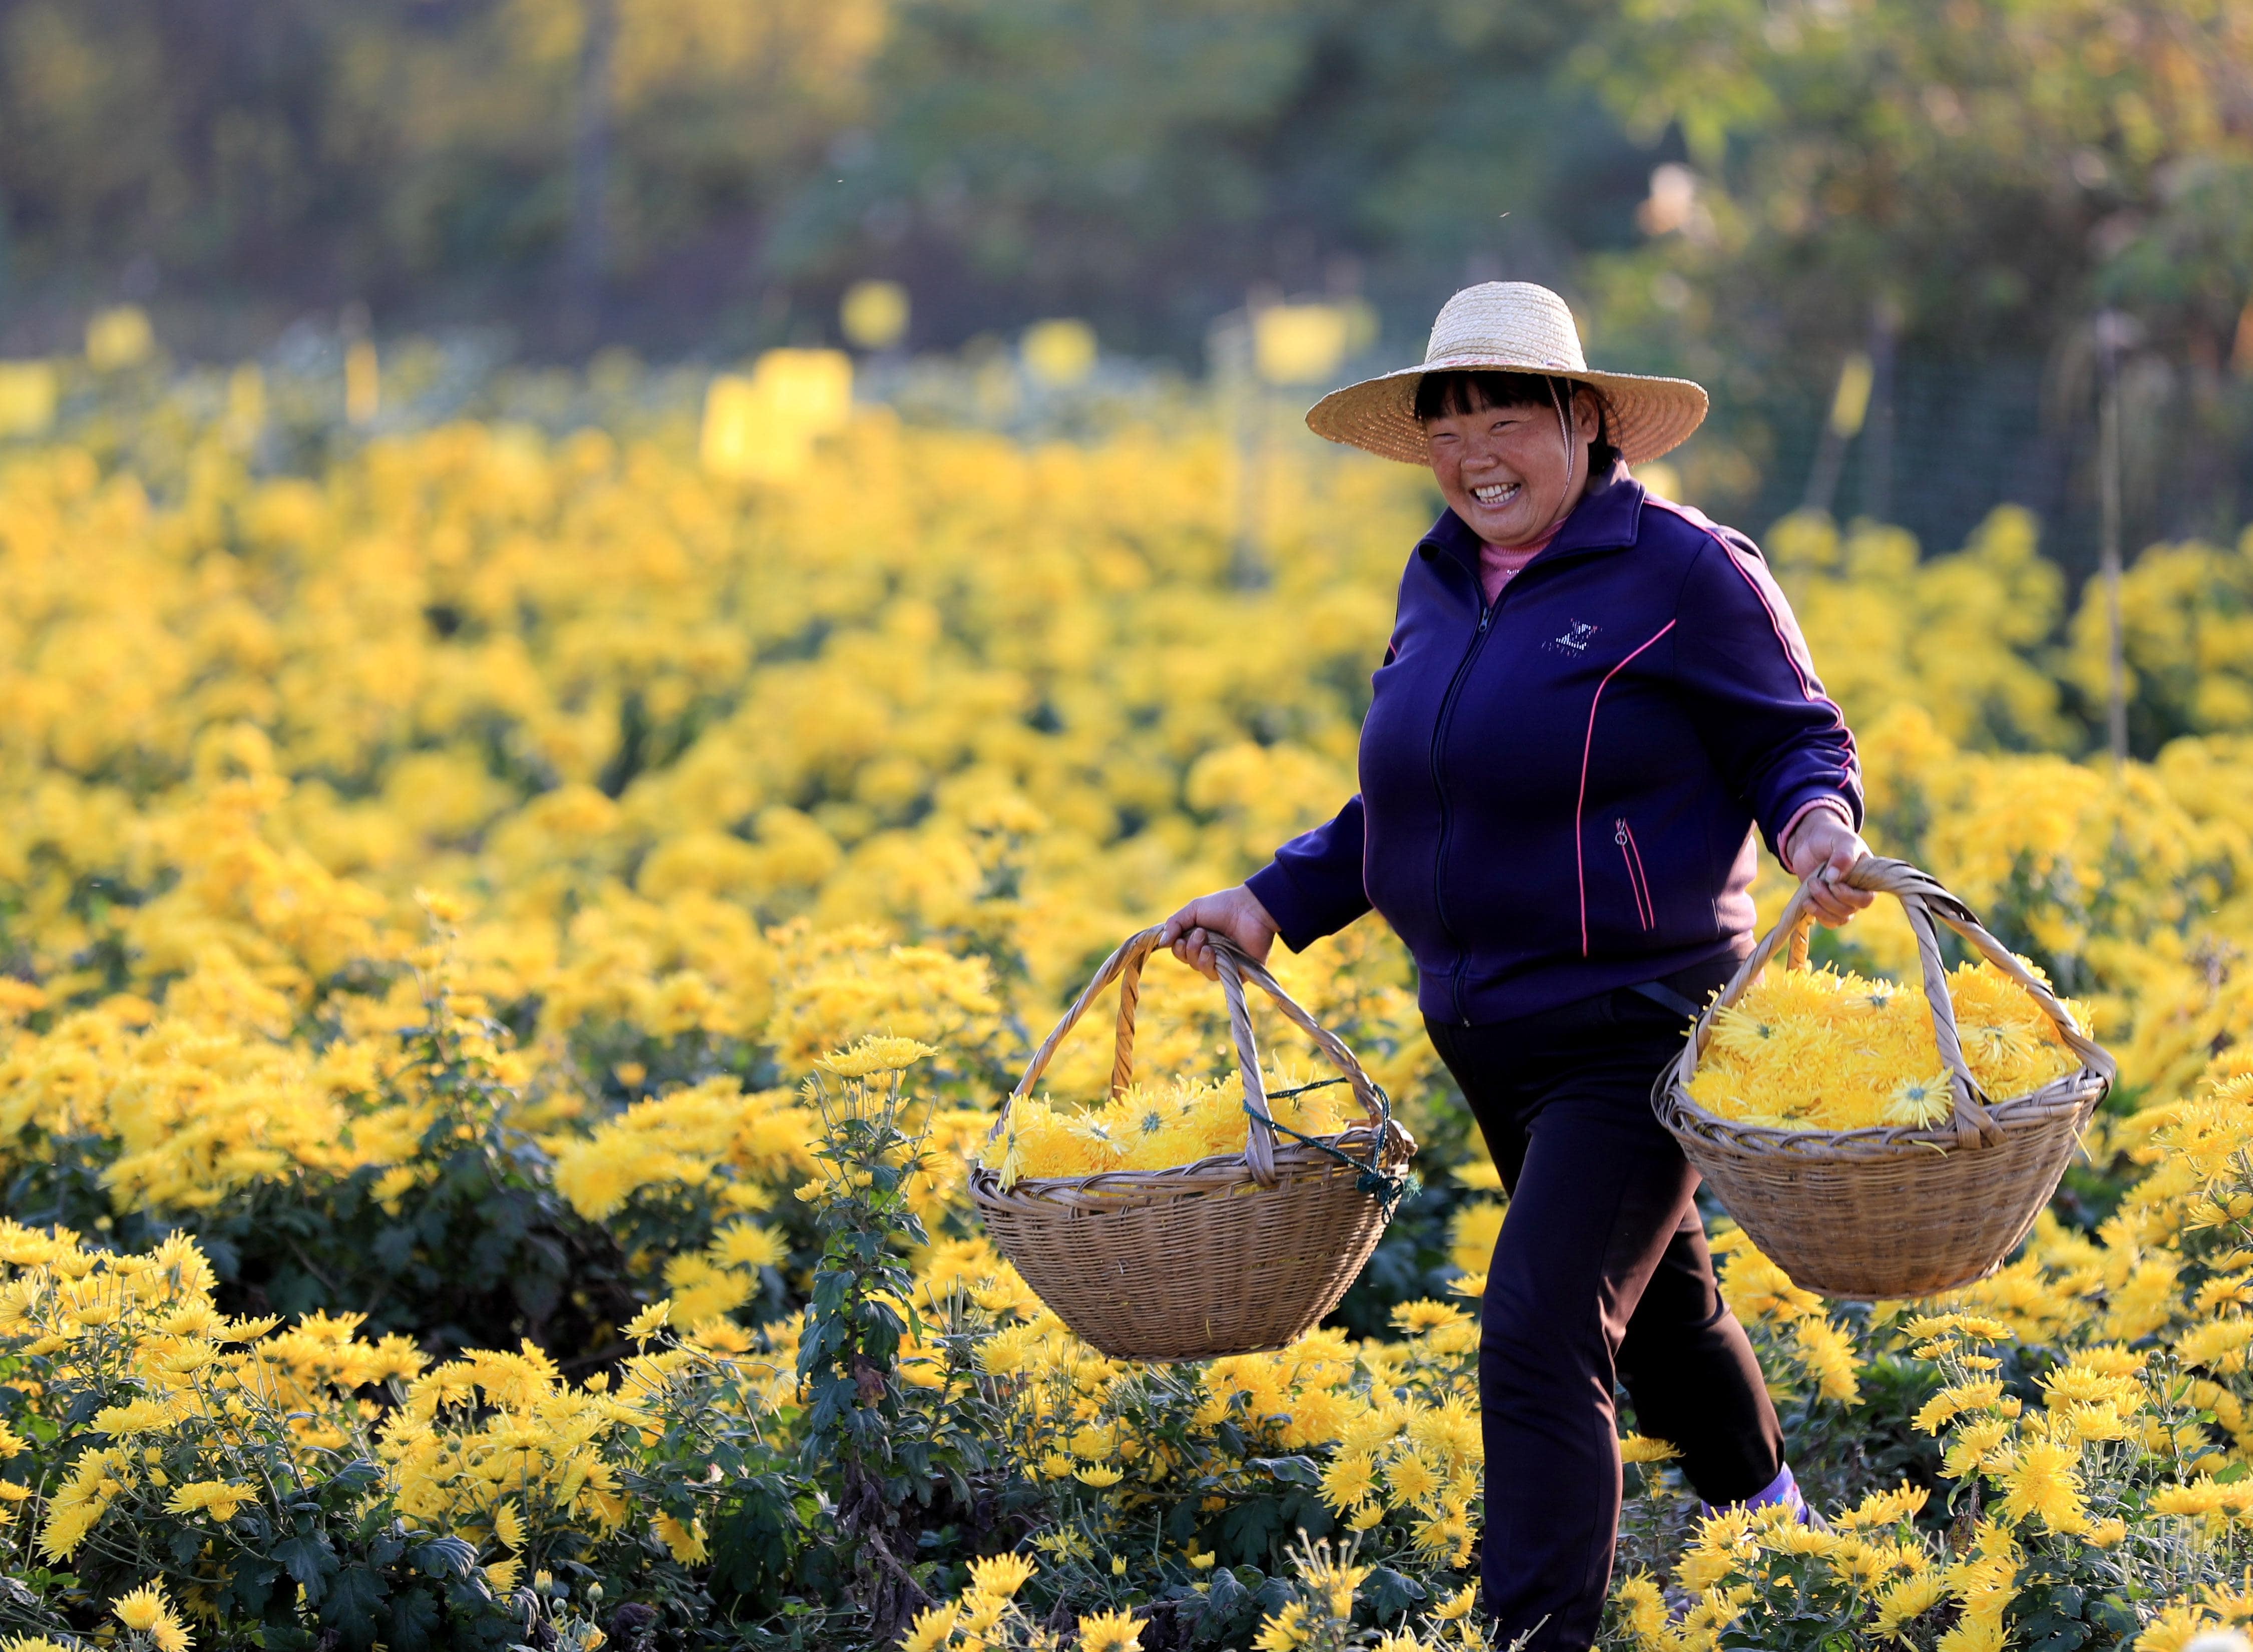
left=1615, top=817, right=1655, bottom=931
left=1430, top=590, right=1498, bottom=1023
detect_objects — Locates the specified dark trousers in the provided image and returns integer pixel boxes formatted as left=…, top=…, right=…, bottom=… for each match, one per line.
left=1426, top=964, right=1784, bottom=1651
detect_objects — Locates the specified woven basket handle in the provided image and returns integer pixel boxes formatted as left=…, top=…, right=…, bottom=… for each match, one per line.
left=1670, top=856, right=2114, bottom=1148
left=989, top=925, right=1388, bottom=1189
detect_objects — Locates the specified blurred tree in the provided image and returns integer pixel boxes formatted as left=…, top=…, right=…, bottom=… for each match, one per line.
left=604, top=0, right=887, bottom=274
left=766, top=0, right=1642, bottom=352
left=1578, top=0, right=2253, bottom=360
left=0, top=0, right=1644, bottom=356
left=0, top=0, right=2244, bottom=570
left=0, top=0, right=327, bottom=281
left=1572, top=0, right=2253, bottom=551
left=0, top=0, right=884, bottom=341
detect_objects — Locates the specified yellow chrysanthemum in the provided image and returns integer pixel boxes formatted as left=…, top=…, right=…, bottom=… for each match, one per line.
left=112, top=1584, right=192, bottom=1652
left=1689, top=962, right=2079, bottom=1132
left=1914, top=1379, right=2007, bottom=1435
left=1386, top=1450, right=1441, bottom=1506
left=821, top=1036, right=937, bottom=1078
left=1320, top=1451, right=1379, bottom=1511
left=901, top=1603, right=958, bottom=1652
left=624, top=1301, right=672, bottom=1344
left=1881, top=1072, right=1956, bottom=1128
left=1618, top=1433, right=1680, bottom=1464
left=653, top=1511, right=708, bottom=1562
left=966, top=1552, right=1038, bottom=1599
left=1252, top=1603, right=1312, bottom=1651
left=1431, top=1584, right=1477, bottom=1621
left=1078, top=1608, right=1146, bottom=1652
left=1871, top=1572, right=1947, bottom=1635
left=163, top=1481, right=256, bottom=1523
left=987, top=1067, right=1363, bottom=1180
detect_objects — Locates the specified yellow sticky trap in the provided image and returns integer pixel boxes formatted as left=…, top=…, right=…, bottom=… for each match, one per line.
left=86, top=306, right=154, bottom=370
left=841, top=280, right=909, bottom=350
left=1829, top=351, right=1874, bottom=437
left=1022, top=319, right=1096, bottom=387
left=225, top=364, right=265, bottom=447
left=1254, top=303, right=1351, bottom=385
left=700, top=349, right=854, bottom=480
left=345, top=340, right=380, bottom=426
left=1633, top=461, right=1683, bottom=502
left=0, top=361, right=58, bottom=437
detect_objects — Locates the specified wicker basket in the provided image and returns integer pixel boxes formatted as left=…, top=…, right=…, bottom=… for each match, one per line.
left=968, top=926, right=1416, bottom=1361
left=1654, top=856, right=2115, bottom=1300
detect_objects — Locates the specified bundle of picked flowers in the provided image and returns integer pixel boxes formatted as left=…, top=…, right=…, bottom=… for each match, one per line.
left=1685, top=960, right=2090, bottom=1132
left=987, top=1067, right=1363, bottom=1185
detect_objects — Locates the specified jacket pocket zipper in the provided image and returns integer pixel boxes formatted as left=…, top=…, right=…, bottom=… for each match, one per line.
left=1615, top=818, right=1655, bottom=931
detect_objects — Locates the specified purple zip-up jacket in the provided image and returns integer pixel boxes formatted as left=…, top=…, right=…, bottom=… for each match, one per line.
left=1244, top=463, right=1861, bottom=1026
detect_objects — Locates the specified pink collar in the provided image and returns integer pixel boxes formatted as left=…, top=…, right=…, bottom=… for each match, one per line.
left=1477, top=525, right=1561, bottom=605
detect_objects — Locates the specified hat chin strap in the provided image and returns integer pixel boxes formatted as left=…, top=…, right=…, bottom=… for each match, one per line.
left=1542, top=376, right=1580, bottom=534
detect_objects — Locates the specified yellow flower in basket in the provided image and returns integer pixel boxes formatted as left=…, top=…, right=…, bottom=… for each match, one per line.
left=988, top=1067, right=1365, bottom=1186
left=1687, top=960, right=2088, bottom=1132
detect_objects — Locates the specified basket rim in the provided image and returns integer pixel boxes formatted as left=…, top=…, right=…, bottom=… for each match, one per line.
left=990, top=925, right=1399, bottom=1190
left=969, top=1119, right=1413, bottom=1211
left=1656, top=1064, right=2106, bottom=1161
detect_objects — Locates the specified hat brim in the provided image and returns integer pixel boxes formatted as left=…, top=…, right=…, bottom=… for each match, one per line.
left=1305, top=357, right=1709, bottom=468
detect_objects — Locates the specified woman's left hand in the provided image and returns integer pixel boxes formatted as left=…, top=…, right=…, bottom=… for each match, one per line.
left=1782, top=808, right=1875, bottom=927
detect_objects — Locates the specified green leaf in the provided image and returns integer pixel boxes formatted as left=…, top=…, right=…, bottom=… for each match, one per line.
left=2090, top=1597, right=2141, bottom=1634
left=383, top=1587, right=443, bottom=1652
left=410, top=1535, right=478, bottom=1579
left=1191, top=1567, right=1256, bottom=1646
left=326, top=1459, right=384, bottom=1497
left=1362, top=1566, right=1427, bottom=1623
left=221, top=1556, right=284, bottom=1619
left=709, top=1478, right=798, bottom=1611
left=320, top=1566, right=390, bottom=1652
left=1246, top=1455, right=1321, bottom=1487
left=1219, top=1496, right=1282, bottom=1558
left=273, top=1533, right=341, bottom=1604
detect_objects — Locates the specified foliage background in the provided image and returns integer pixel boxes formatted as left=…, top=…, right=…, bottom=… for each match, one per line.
left=0, top=0, right=2249, bottom=563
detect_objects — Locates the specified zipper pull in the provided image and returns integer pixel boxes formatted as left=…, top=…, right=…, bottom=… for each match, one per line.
left=1615, top=818, right=1629, bottom=846
left=1477, top=605, right=1491, bottom=633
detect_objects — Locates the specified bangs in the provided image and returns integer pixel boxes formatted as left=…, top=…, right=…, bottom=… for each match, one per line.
left=1413, top=369, right=1565, bottom=423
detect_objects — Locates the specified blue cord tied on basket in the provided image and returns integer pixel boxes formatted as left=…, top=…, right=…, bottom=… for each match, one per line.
left=1242, top=1076, right=1420, bottom=1217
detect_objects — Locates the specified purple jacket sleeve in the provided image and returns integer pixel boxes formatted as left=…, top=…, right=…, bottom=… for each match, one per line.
left=1246, top=794, right=1373, bottom=953
left=1673, top=534, right=1863, bottom=855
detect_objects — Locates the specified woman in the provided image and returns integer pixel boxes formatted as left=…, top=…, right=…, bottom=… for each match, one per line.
left=1159, top=282, right=1872, bottom=1649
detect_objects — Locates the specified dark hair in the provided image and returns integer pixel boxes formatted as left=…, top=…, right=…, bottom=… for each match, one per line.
left=1413, top=369, right=1622, bottom=477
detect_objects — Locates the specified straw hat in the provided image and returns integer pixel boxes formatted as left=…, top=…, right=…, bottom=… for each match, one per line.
left=1306, top=282, right=1708, bottom=466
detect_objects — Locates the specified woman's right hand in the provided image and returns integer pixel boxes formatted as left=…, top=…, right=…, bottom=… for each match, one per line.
left=1158, top=885, right=1280, bottom=980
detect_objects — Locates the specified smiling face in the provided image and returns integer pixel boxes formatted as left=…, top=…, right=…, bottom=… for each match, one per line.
left=1420, top=375, right=1602, bottom=550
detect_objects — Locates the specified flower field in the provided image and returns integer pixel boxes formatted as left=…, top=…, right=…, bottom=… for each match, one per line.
left=8, top=364, right=2253, bottom=1652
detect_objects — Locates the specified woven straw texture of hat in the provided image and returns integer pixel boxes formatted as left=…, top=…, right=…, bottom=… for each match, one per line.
left=1306, top=282, right=1709, bottom=467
